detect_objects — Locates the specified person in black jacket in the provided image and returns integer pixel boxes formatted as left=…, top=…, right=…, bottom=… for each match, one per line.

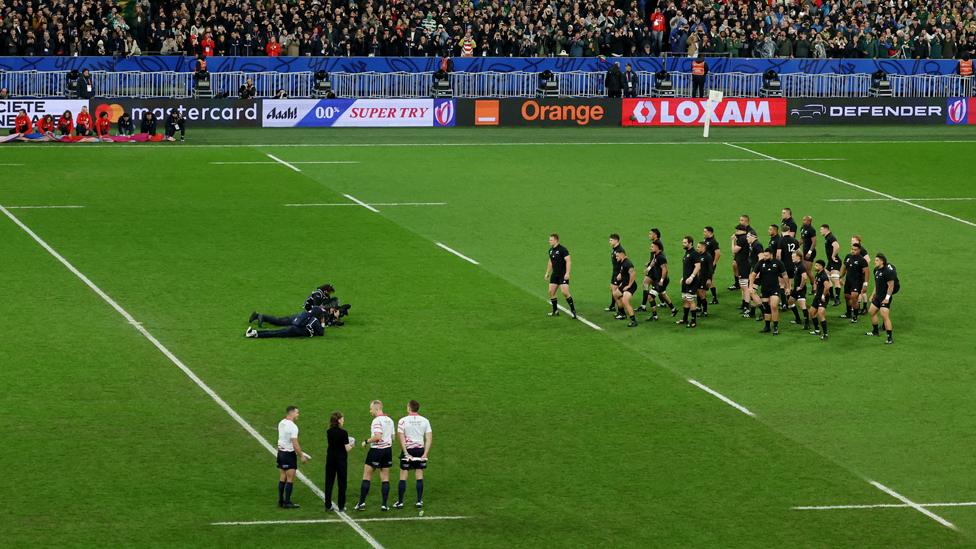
left=604, top=62, right=624, bottom=98
left=117, top=113, right=134, bottom=136
left=325, top=411, right=355, bottom=512
left=140, top=111, right=157, bottom=135
left=622, top=63, right=638, bottom=97
left=78, top=68, right=94, bottom=98
left=165, top=111, right=185, bottom=141
left=245, top=307, right=327, bottom=338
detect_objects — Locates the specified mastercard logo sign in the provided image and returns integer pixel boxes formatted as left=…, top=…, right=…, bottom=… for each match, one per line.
left=94, top=103, right=125, bottom=123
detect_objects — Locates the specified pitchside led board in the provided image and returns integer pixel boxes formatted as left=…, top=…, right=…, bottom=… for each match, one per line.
left=0, top=99, right=89, bottom=128
left=262, top=99, right=455, bottom=127
left=622, top=98, right=787, bottom=127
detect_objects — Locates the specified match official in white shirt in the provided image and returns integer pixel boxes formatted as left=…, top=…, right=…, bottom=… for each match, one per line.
left=276, top=406, right=309, bottom=509
left=394, top=400, right=432, bottom=509
left=354, top=400, right=395, bottom=511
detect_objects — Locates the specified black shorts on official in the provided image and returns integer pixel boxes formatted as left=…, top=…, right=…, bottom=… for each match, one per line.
left=366, top=447, right=393, bottom=469
left=549, top=273, right=569, bottom=285
left=277, top=450, right=298, bottom=470
left=872, top=295, right=892, bottom=309
left=399, top=447, right=428, bottom=470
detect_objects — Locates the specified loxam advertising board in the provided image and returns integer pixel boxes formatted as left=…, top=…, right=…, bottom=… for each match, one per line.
left=622, top=98, right=786, bottom=127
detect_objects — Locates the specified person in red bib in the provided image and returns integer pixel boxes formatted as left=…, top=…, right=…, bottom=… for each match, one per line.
left=14, top=109, right=31, bottom=134
left=95, top=111, right=111, bottom=138
left=36, top=114, right=55, bottom=134
left=76, top=106, right=93, bottom=136
left=57, top=110, right=74, bottom=136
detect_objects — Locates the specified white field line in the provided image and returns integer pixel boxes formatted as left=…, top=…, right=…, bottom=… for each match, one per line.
left=285, top=202, right=446, bottom=207
left=825, top=197, right=976, bottom=202
left=554, top=304, right=603, bottom=331
left=265, top=153, right=301, bottom=172
left=707, top=158, right=845, bottom=162
left=434, top=241, right=479, bottom=265
left=342, top=193, right=381, bottom=213
left=794, top=501, right=976, bottom=511
left=871, top=481, right=957, bottom=530
left=724, top=142, right=976, bottom=229
left=214, top=516, right=470, bottom=526
left=4, top=139, right=976, bottom=150
left=210, top=161, right=359, bottom=165
left=0, top=204, right=385, bottom=549
left=687, top=379, right=755, bottom=417
left=0, top=162, right=25, bottom=165
left=4, top=205, right=85, bottom=209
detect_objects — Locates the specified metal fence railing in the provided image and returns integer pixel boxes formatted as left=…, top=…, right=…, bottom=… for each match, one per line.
left=1, top=69, right=973, bottom=99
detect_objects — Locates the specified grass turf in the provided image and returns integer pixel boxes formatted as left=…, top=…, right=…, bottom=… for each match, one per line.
left=1, top=126, right=975, bottom=547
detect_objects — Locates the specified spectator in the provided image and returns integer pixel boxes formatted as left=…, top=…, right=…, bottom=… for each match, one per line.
left=0, top=87, right=8, bottom=99
left=266, top=36, right=281, bottom=57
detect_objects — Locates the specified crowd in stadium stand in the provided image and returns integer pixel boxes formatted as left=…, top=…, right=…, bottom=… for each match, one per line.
left=2, top=0, right=976, bottom=59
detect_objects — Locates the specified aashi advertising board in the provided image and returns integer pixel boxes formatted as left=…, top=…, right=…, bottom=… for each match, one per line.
left=263, top=99, right=455, bottom=127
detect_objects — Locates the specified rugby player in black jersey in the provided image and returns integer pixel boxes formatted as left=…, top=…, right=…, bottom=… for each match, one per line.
left=612, top=249, right=639, bottom=327
left=749, top=248, right=789, bottom=335
left=678, top=236, right=702, bottom=328
left=544, top=233, right=577, bottom=319
left=702, top=226, right=721, bottom=304
left=810, top=259, right=832, bottom=341
left=820, top=224, right=842, bottom=306
left=851, top=235, right=872, bottom=314
left=866, top=253, right=899, bottom=344
left=778, top=224, right=800, bottom=310
left=781, top=208, right=797, bottom=234
left=787, top=250, right=810, bottom=330
left=644, top=240, right=676, bottom=321
left=799, top=215, right=817, bottom=281
left=607, top=233, right=624, bottom=312
left=728, top=215, right=754, bottom=290
left=695, top=241, right=712, bottom=318
left=839, top=242, right=870, bottom=322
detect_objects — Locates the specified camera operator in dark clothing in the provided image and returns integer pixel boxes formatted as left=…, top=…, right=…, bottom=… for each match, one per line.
left=140, top=111, right=157, bottom=135
left=239, top=78, right=257, bottom=99
left=304, top=284, right=351, bottom=326
left=165, top=110, right=185, bottom=141
left=246, top=307, right=328, bottom=338
left=117, top=113, right=134, bottom=136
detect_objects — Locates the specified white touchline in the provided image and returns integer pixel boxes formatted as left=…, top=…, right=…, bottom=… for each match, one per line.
left=284, top=202, right=447, bottom=207
left=825, top=197, right=976, bottom=202
left=554, top=304, right=603, bottom=331
left=342, top=193, right=381, bottom=213
left=793, top=501, right=976, bottom=511
left=687, top=379, right=755, bottom=417
left=434, top=241, right=479, bottom=265
left=264, top=153, right=301, bottom=172
left=213, top=516, right=470, bottom=526
left=4, top=205, right=85, bottom=209
left=210, top=161, right=360, bottom=165
left=724, top=142, right=976, bottom=229
left=0, top=204, right=385, bottom=549
left=871, top=481, right=957, bottom=530
left=707, top=158, right=845, bottom=162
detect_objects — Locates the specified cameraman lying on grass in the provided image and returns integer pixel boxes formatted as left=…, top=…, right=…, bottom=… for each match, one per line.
left=304, top=284, right=351, bottom=327
left=246, top=306, right=329, bottom=339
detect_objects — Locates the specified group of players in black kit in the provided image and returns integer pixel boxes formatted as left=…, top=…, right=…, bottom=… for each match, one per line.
left=546, top=208, right=901, bottom=344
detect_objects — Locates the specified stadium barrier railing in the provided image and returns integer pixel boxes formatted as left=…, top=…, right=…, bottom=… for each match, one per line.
left=0, top=69, right=972, bottom=99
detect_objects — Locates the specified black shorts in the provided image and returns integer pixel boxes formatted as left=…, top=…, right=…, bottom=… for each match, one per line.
left=681, top=280, right=701, bottom=295
left=277, top=450, right=298, bottom=470
left=844, top=280, right=864, bottom=294
left=654, top=279, right=669, bottom=293
left=872, top=295, right=892, bottom=309
left=811, top=295, right=826, bottom=309
left=792, top=287, right=807, bottom=301
left=804, top=249, right=817, bottom=262
left=618, top=282, right=638, bottom=295
left=735, top=259, right=750, bottom=276
left=827, top=259, right=842, bottom=271
left=759, top=286, right=780, bottom=299
left=365, top=447, right=393, bottom=469
left=549, top=273, right=569, bottom=285
left=399, top=447, right=428, bottom=470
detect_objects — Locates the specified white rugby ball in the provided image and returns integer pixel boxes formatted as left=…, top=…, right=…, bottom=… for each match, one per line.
left=348, top=436, right=356, bottom=446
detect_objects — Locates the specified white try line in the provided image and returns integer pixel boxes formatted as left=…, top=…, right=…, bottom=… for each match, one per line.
left=211, top=161, right=360, bottom=165
left=434, top=241, right=479, bottom=265
left=342, top=193, right=381, bottom=213
left=724, top=142, right=976, bottom=229
left=825, top=197, right=976, bottom=202
left=4, top=205, right=85, bottom=209
left=870, top=481, right=957, bottom=530
left=707, top=158, right=845, bottom=162
left=0, top=204, right=385, bottom=549
left=265, top=153, right=302, bottom=173
left=794, top=501, right=976, bottom=511
left=285, top=202, right=447, bottom=207
left=687, top=379, right=755, bottom=417
left=214, top=516, right=470, bottom=526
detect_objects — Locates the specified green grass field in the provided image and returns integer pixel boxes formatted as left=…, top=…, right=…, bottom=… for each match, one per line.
left=2, top=126, right=976, bottom=548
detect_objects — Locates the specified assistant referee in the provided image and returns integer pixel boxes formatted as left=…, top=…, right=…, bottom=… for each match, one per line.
left=277, top=406, right=309, bottom=509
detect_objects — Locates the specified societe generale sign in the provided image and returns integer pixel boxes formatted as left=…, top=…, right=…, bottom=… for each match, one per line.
left=623, top=98, right=786, bottom=127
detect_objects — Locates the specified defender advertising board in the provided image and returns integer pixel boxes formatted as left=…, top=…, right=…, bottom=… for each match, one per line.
left=622, top=98, right=786, bottom=127
left=262, top=99, right=455, bottom=127
left=786, top=98, right=946, bottom=125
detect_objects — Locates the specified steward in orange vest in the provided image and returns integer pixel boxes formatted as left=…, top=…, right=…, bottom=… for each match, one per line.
left=691, top=56, right=708, bottom=98
left=959, top=55, right=973, bottom=77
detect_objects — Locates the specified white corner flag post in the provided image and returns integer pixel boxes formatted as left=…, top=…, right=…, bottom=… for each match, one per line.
left=703, top=89, right=724, bottom=138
